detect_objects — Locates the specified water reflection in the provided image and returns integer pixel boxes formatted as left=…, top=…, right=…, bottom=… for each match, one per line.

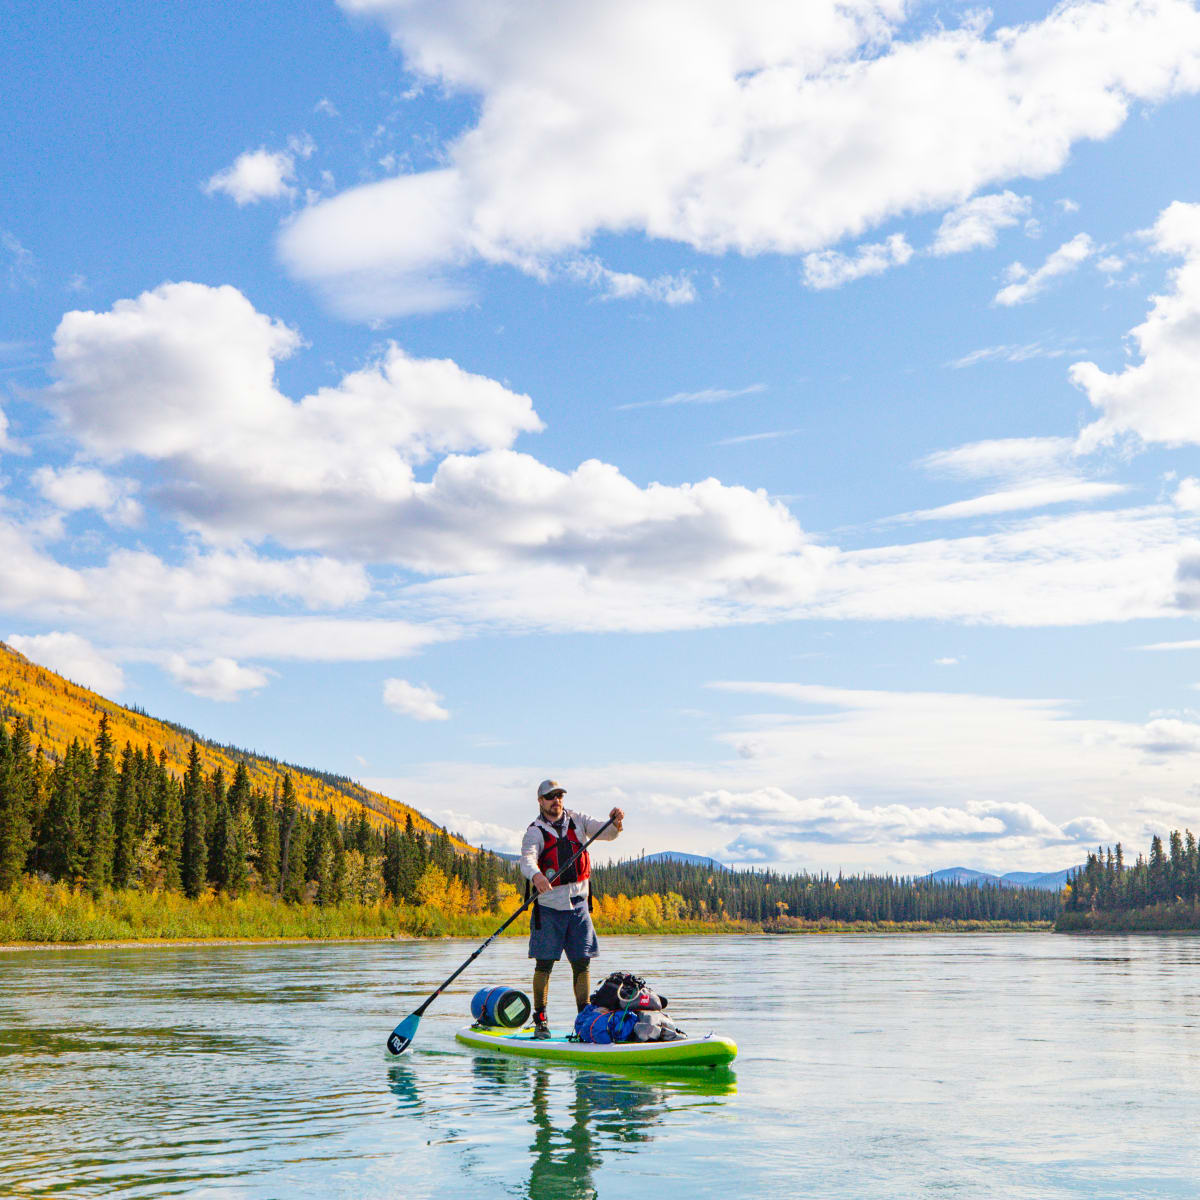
left=385, top=1061, right=423, bottom=1111
left=471, top=1055, right=735, bottom=1200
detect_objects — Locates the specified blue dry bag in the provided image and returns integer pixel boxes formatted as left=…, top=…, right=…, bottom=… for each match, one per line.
left=471, top=985, right=532, bottom=1028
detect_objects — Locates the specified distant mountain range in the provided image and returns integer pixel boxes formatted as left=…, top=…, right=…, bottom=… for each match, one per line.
left=489, top=846, right=1075, bottom=890
left=636, top=851, right=730, bottom=870
left=928, top=866, right=1079, bottom=891
left=487, top=849, right=731, bottom=870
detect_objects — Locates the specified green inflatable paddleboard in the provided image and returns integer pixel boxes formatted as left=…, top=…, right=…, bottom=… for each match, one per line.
left=456, top=1024, right=738, bottom=1067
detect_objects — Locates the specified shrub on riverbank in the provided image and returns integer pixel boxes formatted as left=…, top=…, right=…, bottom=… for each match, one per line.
left=0, top=877, right=495, bottom=942
left=0, top=879, right=1053, bottom=944
left=1057, top=900, right=1200, bottom=933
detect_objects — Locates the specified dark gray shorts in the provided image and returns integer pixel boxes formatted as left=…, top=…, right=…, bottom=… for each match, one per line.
left=528, top=899, right=600, bottom=961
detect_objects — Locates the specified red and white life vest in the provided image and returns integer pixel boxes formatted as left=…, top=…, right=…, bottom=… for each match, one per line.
left=529, top=813, right=591, bottom=886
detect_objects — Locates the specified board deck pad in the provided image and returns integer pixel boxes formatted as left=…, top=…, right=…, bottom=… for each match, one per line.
left=456, top=1024, right=738, bottom=1067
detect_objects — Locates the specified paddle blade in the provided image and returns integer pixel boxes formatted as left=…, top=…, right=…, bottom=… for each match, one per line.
left=387, top=1012, right=421, bottom=1056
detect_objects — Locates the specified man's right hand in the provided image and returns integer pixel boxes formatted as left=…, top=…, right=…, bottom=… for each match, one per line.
left=533, top=872, right=552, bottom=894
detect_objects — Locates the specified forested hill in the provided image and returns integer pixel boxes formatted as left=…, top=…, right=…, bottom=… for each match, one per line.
left=0, top=641, right=454, bottom=840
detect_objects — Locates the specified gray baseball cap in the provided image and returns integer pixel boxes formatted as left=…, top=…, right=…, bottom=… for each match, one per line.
left=537, top=779, right=566, bottom=799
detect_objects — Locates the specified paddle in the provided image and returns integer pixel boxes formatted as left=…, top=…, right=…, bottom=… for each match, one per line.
left=386, top=814, right=617, bottom=1055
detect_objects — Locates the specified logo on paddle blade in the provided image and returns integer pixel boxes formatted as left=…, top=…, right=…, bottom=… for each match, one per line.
left=387, top=1033, right=408, bottom=1055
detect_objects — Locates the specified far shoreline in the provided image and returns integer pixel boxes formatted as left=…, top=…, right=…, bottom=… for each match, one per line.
left=0, top=921, right=1054, bottom=951
left=0, top=936, right=416, bottom=952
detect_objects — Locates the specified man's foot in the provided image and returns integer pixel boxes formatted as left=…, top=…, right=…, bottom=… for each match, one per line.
left=532, top=1010, right=551, bottom=1039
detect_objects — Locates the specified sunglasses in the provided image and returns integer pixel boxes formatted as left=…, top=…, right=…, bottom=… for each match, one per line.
left=542, top=792, right=565, bottom=801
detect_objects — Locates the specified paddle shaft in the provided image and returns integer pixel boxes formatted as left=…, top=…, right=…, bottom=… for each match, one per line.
left=409, top=815, right=616, bottom=1019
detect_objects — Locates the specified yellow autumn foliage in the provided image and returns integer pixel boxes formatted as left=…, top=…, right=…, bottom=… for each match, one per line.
left=0, top=640, right=467, bottom=845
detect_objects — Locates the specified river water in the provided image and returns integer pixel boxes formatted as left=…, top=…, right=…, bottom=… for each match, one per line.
left=2, top=932, right=1199, bottom=1198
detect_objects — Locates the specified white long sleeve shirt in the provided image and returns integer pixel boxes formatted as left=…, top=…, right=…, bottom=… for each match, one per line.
left=519, top=808, right=620, bottom=912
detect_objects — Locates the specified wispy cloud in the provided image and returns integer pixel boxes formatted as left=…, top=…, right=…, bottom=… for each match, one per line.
left=2, top=231, right=36, bottom=289
left=617, top=383, right=765, bottom=411
left=563, top=256, right=695, bottom=305
left=715, top=428, right=803, bottom=446
left=947, top=342, right=1084, bottom=369
left=803, top=234, right=913, bottom=290
left=888, top=480, right=1128, bottom=523
left=995, top=233, right=1095, bottom=306
left=918, top=437, right=1078, bottom=482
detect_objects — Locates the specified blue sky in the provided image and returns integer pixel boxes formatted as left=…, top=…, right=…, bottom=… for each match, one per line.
left=6, top=0, right=1200, bottom=873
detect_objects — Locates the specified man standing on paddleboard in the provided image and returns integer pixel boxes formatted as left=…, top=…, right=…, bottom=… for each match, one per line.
left=520, top=780, right=624, bottom=1038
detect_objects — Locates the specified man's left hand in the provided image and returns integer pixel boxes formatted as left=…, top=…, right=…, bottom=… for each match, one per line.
left=609, top=806, right=624, bottom=831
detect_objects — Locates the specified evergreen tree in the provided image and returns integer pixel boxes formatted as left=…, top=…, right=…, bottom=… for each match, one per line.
left=207, top=767, right=229, bottom=889
left=85, top=715, right=117, bottom=892
left=1149, top=834, right=1167, bottom=905
left=252, top=788, right=279, bottom=892
left=305, top=806, right=329, bottom=885
left=181, top=742, right=207, bottom=898
left=155, top=751, right=184, bottom=891
left=383, top=826, right=400, bottom=901
left=111, top=743, right=138, bottom=888
left=277, top=775, right=308, bottom=901
left=0, top=721, right=35, bottom=889
left=223, top=763, right=252, bottom=897
left=1168, top=830, right=1184, bottom=897
left=393, top=815, right=426, bottom=903
left=352, top=809, right=370, bottom=855
left=41, top=740, right=90, bottom=882
left=315, top=811, right=346, bottom=906
left=23, top=745, right=46, bottom=878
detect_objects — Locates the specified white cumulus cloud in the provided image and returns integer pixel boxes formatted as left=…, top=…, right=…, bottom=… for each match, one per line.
left=205, top=140, right=313, bottom=205
left=8, top=631, right=126, bottom=696
left=1073, top=201, right=1200, bottom=450
left=931, top=191, right=1032, bottom=256
left=1174, top=477, right=1200, bottom=511
left=431, top=808, right=522, bottom=852
left=277, top=0, right=1200, bottom=316
left=166, top=655, right=270, bottom=701
left=43, top=282, right=827, bottom=608
left=383, top=677, right=449, bottom=721
left=33, top=465, right=142, bottom=525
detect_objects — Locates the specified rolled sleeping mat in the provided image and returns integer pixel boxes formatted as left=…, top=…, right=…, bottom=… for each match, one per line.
left=471, top=986, right=532, bottom=1029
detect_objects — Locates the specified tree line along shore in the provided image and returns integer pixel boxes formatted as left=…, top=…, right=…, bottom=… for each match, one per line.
left=0, top=712, right=1088, bottom=944
left=1057, top=832, right=1200, bottom=931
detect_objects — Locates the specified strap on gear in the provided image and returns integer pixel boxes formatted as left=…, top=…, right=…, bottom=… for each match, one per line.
left=525, top=879, right=542, bottom=929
